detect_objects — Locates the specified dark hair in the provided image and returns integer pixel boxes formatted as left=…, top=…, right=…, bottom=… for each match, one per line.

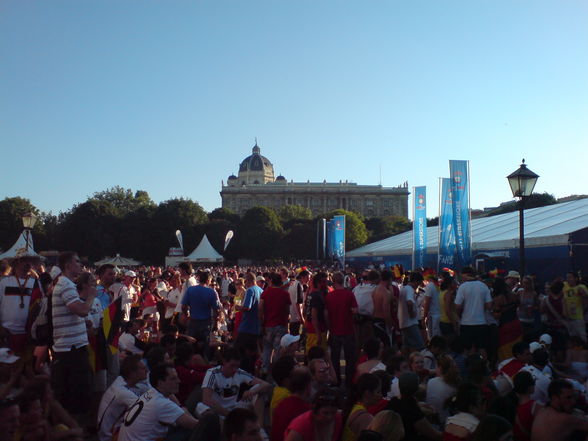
left=75, top=272, right=94, bottom=291
left=513, top=370, right=535, bottom=395
left=17, top=392, right=40, bottom=413
left=466, top=355, right=489, bottom=384
left=357, top=431, right=384, bottom=441
left=551, top=280, right=564, bottom=295
left=307, top=345, right=326, bottom=363
left=363, top=338, right=381, bottom=360
left=312, top=388, right=341, bottom=412
left=161, top=324, right=179, bottom=335
left=343, top=373, right=381, bottom=425
left=429, top=335, right=447, bottom=351
left=289, top=368, right=312, bottom=394
left=225, top=408, right=258, bottom=439
left=120, top=354, right=143, bottom=380
left=97, top=264, right=115, bottom=277
left=388, top=355, right=407, bottom=375
left=380, top=270, right=392, bottom=282
left=531, top=348, right=549, bottom=367
left=297, top=270, right=310, bottom=279
left=512, top=341, right=530, bottom=358
left=222, top=345, right=242, bottom=363
left=272, top=356, right=297, bottom=387
left=269, top=272, right=282, bottom=286
left=178, top=262, right=192, bottom=275
left=492, top=278, right=509, bottom=296
left=145, top=346, right=168, bottom=370
left=548, top=379, right=574, bottom=398
left=332, top=272, right=345, bottom=285
left=454, top=382, right=482, bottom=413
left=198, top=271, right=211, bottom=285
left=39, top=272, right=52, bottom=291
left=175, top=342, right=194, bottom=366
left=409, top=272, right=424, bottom=284
left=149, top=363, right=175, bottom=389
left=440, top=274, right=455, bottom=291
left=312, top=272, right=328, bottom=287
left=160, top=334, right=177, bottom=348
left=461, top=266, right=475, bottom=275
left=568, top=271, right=579, bottom=281
left=58, top=251, right=78, bottom=270
left=367, top=270, right=380, bottom=283
left=471, top=414, right=512, bottom=441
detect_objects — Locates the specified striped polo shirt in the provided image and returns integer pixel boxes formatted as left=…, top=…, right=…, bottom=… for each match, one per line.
left=52, top=275, right=88, bottom=352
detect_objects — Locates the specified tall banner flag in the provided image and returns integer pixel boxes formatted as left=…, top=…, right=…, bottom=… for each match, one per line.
left=326, top=220, right=335, bottom=258
left=224, top=230, right=234, bottom=251
left=333, top=215, right=346, bottom=267
left=412, top=186, right=427, bottom=269
left=175, top=230, right=184, bottom=253
left=438, top=178, right=456, bottom=269
left=449, top=160, right=472, bottom=267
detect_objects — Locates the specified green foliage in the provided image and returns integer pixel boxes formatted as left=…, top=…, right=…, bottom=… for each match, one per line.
left=324, top=209, right=368, bottom=250
left=278, top=205, right=313, bottom=225
left=90, top=186, right=155, bottom=216
left=485, top=192, right=557, bottom=216
left=208, top=207, right=240, bottom=225
left=238, top=206, right=284, bottom=261
left=0, top=197, right=43, bottom=252
left=366, top=215, right=412, bottom=243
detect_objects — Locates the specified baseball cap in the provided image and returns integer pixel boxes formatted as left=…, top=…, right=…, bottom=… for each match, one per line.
left=0, top=348, right=19, bottom=364
left=124, top=270, right=137, bottom=278
left=280, top=334, right=301, bottom=348
left=506, top=270, right=521, bottom=279
left=529, top=342, right=542, bottom=353
left=539, top=334, right=552, bottom=346
left=256, top=276, right=265, bottom=282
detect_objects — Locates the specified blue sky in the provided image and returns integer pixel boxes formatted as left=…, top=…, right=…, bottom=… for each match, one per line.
left=1, top=1, right=587, bottom=219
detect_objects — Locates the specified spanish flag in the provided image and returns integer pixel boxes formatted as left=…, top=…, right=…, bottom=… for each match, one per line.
left=102, top=296, right=123, bottom=354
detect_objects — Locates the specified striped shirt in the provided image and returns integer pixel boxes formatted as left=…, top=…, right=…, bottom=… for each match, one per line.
left=52, top=275, right=88, bottom=352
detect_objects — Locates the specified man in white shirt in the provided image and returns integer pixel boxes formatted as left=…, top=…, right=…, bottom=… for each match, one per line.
left=118, top=319, right=147, bottom=357
left=352, top=270, right=378, bottom=343
left=200, top=346, right=271, bottom=419
left=97, top=355, right=148, bottom=441
left=51, top=251, right=95, bottom=415
left=119, top=363, right=220, bottom=441
left=521, top=348, right=552, bottom=405
left=454, top=267, right=492, bottom=354
left=112, top=271, right=137, bottom=322
left=398, top=272, right=425, bottom=351
left=422, top=272, right=442, bottom=339
left=175, top=263, right=197, bottom=314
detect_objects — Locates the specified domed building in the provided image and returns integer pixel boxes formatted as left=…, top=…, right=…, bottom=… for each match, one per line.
left=221, top=142, right=409, bottom=217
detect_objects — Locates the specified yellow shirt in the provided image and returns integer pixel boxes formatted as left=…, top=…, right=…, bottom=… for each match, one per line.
left=270, top=386, right=291, bottom=414
left=342, top=403, right=368, bottom=441
left=563, top=283, right=587, bottom=321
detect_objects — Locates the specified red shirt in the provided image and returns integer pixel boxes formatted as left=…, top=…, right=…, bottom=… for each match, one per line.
left=261, top=287, right=291, bottom=327
left=175, top=363, right=210, bottom=405
left=271, top=395, right=311, bottom=441
left=325, top=288, right=357, bottom=336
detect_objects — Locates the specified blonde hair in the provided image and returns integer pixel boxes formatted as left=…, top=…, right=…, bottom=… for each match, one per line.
left=367, top=410, right=404, bottom=441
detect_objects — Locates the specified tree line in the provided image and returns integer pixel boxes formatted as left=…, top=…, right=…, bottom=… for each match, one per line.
left=0, top=186, right=412, bottom=264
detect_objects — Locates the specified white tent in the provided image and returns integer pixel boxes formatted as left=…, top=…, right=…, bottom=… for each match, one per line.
left=95, top=253, right=141, bottom=266
left=185, top=235, right=223, bottom=262
left=0, top=231, right=43, bottom=260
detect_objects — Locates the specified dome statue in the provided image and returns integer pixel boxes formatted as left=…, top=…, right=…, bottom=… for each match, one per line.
left=237, top=142, right=275, bottom=185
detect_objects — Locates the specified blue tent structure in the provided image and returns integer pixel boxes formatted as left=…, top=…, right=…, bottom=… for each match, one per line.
left=347, top=198, right=588, bottom=281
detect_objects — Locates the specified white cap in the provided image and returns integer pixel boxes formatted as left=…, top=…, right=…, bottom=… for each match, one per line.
left=506, top=270, right=521, bottom=279
left=49, top=266, right=62, bottom=280
left=0, top=348, right=20, bottom=364
left=280, top=334, right=301, bottom=348
left=530, top=342, right=542, bottom=353
left=539, top=334, right=552, bottom=345
left=124, top=270, right=137, bottom=278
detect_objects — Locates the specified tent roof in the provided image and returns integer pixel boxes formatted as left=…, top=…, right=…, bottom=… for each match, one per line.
left=95, top=254, right=141, bottom=266
left=186, top=234, right=223, bottom=262
left=0, top=231, right=43, bottom=260
left=348, top=198, right=588, bottom=258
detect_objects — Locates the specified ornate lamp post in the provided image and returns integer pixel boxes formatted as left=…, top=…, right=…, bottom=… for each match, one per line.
left=507, top=160, right=539, bottom=277
left=21, top=212, right=38, bottom=253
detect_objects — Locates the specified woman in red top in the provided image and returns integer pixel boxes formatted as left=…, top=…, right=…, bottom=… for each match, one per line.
left=511, top=370, right=541, bottom=441
left=285, top=389, right=343, bottom=441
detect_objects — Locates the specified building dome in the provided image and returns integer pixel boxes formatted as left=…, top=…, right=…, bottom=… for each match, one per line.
left=236, top=143, right=275, bottom=185
left=228, top=174, right=237, bottom=180
left=276, top=175, right=286, bottom=181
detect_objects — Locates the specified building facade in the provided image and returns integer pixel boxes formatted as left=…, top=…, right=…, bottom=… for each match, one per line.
left=220, top=144, right=410, bottom=217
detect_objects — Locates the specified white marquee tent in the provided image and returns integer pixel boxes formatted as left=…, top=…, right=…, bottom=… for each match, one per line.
left=185, top=234, right=224, bottom=262
left=0, top=231, right=43, bottom=260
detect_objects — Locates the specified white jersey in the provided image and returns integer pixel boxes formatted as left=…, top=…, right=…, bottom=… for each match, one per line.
left=352, top=283, right=376, bottom=316
left=175, top=276, right=197, bottom=313
left=521, top=365, right=550, bottom=405
left=398, top=285, right=418, bottom=329
left=202, top=366, right=254, bottom=411
left=97, top=376, right=142, bottom=441
left=163, top=287, right=182, bottom=319
left=118, top=388, right=185, bottom=441
left=0, top=276, right=36, bottom=334
left=111, top=283, right=135, bottom=322
left=424, top=283, right=441, bottom=316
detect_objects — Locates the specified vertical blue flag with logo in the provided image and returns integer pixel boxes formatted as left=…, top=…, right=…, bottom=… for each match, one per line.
left=449, top=160, right=472, bottom=267
left=333, top=215, right=346, bottom=267
left=413, top=186, right=427, bottom=269
left=438, top=178, right=456, bottom=269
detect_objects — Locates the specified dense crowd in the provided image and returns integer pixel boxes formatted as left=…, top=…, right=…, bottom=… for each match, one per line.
left=0, top=252, right=588, bottom=441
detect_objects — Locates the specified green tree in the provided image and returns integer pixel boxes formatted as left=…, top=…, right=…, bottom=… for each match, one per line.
left=278, top=205, right=313, bottom=226
left=281, top=220, right=316, bottom=260
left=208, top=207, right=240, bottom=225
left=324, top=209, right=368, bottom=250
left=486, top=192, right=557, bottom=217
left=366, top=215, right=411, bottom=243
left=90, top=186, right=155, bottom=216
left=238, top=207, right=284, bottom=260
left=151, top=198, right=208, bottom=261
left=0, top=197, right=42, bottom=252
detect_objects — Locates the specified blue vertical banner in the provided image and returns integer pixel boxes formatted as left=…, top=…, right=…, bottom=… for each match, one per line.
left=333, top=215, right=346, bottom=267
left=449, top=160, right=472, bottom=267
left=326, top=220, right=335, bottom=258
left=412, top=186, right=427, bottom=269
left=438, top=178, right=456, bottom=269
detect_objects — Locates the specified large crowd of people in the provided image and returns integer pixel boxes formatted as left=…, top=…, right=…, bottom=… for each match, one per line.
left=0, top=252, right=588, bottom=441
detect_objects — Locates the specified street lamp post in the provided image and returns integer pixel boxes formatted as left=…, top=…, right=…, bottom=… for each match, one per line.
left=21, top=212, right=38, bottom=253
left=507, top=160, right=539, bottom=277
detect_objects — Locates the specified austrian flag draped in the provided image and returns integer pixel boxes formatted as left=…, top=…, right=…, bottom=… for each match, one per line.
left=449, top=160, right=472, bottom=267
left=412, top=186, right=427, bottom=269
